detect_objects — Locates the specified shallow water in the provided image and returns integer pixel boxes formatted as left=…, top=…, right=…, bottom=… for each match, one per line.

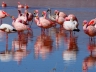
left=0, top=5, right=96, bottom=72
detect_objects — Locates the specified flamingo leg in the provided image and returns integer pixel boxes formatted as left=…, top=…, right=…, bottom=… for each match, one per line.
left=60, top=24, right=63, bottom=31
left=91, top=37, right=92, bottom=42
left=6, top=33, right=8, bottom=44
left=0, top=18, right=2, bottom=24
left=30, top=20, right=33, bottom=27
left=6, top=33, right=8, bottom=51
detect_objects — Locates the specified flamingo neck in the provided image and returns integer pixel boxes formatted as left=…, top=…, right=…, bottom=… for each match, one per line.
left=35, top=17, right=41, bottom=26
left=48, top=10, right=51, bottom=17
left=56, top=14, right=59, bottom=22
left=36, top=12, right=39, bottom=17
left=43, top=14, right=47, bottom=19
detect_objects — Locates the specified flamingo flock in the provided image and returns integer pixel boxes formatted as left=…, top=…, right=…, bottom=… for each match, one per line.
left=0, top=2, right=96, bottom=69
left=0, top=1, right=96, bottom=42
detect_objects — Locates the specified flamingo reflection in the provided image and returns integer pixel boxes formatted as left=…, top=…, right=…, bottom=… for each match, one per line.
left=0, top=34, right=12, bottom=62
left=55, top=28, right=68, bottom=49
left=82, top=39, right=96, bottom=72
left=63, top=33, right=78, bottom=62
left=34, top=33, right=53, bottom=59
left=12, top=31, right=32, bottom=64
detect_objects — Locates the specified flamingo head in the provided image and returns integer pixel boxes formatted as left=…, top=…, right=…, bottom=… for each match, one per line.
left=25, top=4, right=27, bottom=5
left=54, top=10, right=59, bottom=15
left=2, top=1, right=5, bottom=4
left=88, top=20, right=94, bottom=26
left=34, top=10, right=39, bottom=15
left=47, top=8, right=51, bottom=12
left=42, top=11, right=46, bottom=16
left=83, top=20, right=88, bottom=26
left=10, top=16, right=15, bottom=20
left=18, top=2, right=20, bottom=4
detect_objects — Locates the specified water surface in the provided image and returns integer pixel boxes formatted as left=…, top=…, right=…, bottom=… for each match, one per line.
left=0, top=3, right=96, bottom=72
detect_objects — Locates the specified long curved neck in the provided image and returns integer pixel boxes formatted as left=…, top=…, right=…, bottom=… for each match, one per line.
left=48, top=10, right=51, bottom=18
left=36, top=12, right=39, bottom=17
left=43, top=13, right=47, bottom=19
left=35, top=17, right=41, bottom=26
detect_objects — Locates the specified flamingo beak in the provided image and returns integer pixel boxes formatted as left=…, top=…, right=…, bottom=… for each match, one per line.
left=34, top=11, right=36, bottom=14
left=42, top=13, right=44, bottom=16
left=47, top=9, right=49, bottom=12
left=82, top=23, right=84, bottom=26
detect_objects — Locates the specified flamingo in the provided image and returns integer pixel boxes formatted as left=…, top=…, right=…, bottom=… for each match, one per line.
left=47, top=8, right=56, bottom=22
left=54, top=10, right=67, bottom=29
left=42, top=11, right=55, bottom=27
left=34, top=10, right=50, bottom=33
left=11, top=12, right=31, bottom=35
left=24, top=4, right=29, bottom=9
left=10, top=15, right=28, bottom=25
left=34, top=10, right=55, bottom=33
left=54, top=10, right=67, bottom=18
left=12, top=20, right=31, bottom=32
left=17, top=2, right=24, bottom=9
left=18, top=9, right=33, bottom=25
left=55, top=11, right=65, bottom=28
left=63, top=16, right=80, bottom=35
left=0, top=23, right=17, bottom=45
left=2, top=1, right=7, bottom=8
left=0, top=10, right=9, bottom=24
left=83, top=20, right=96, bottom=41
left=11, top=10, right=29, bottom=25
left=24, top=10, right=33, bottom=23
left=67, top=14, right=78, bottom=22
left=0, top=23, right=17, bottom=33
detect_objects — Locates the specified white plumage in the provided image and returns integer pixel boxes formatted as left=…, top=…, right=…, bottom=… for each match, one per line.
left=0, top=23, right=17, bottom=33
left=63, top=18, right=79, bottom=31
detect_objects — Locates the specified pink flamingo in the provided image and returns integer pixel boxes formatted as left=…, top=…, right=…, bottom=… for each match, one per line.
left=18, top=9, right=33, bottom=25
left=54, top=10, right=67, bottom=29
left=42, top=11, right=55, bottom=27
left=55, top=10, right=67, bottom=27
left=24, top=10, right=33, bottom=23
left=2, top=1, right=7, bottom=8
left=12, top=20, right=30, bottom=32
left=11, top=14, right=31, bottom=37
left=34, top=10, right=54, bottom=33
left=0, top=10, right=9, bottom=24
left=11, top=15, right=28, bottom=25
left=83, top=20, right=96, bottom=41
left=54, top=10, right=67, bottom=18
left=67, top=14, right=78, bottom=22
left=24, top=4, right=29, bottom=9
left=17, top=2, right=24, bottom=9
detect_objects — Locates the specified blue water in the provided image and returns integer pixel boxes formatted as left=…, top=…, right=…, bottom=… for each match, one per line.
left=0, top=6, right=96, bottom=72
